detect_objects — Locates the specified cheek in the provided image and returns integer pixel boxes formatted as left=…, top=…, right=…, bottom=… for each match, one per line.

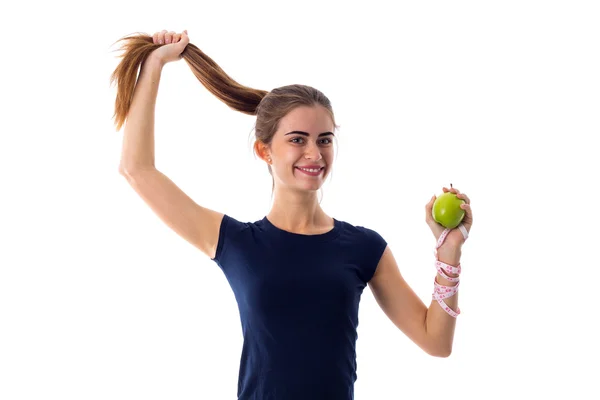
left=325, top=152, right=335, bottom=164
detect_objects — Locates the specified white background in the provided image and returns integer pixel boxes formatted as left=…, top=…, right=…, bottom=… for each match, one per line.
left=2, top=1, right=598, bottom=399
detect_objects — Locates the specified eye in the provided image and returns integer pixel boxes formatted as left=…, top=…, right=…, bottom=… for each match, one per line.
left=290, top=137, right=333, bottom=145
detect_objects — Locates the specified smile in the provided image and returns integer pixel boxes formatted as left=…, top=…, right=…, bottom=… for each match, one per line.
left=295, top=167, right=324, bottom=176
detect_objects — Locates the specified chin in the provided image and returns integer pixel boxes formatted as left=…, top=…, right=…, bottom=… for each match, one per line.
left=295, top=167, right=326, bottom=181
left=301, top=183, right=323, bottom=190
left=298, top=179, right=326, bottom=193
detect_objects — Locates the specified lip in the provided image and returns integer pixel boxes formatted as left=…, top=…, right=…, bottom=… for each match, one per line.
left=295, top=165, right=324, bottom=169
left=295, top=166, right=324, bottom=176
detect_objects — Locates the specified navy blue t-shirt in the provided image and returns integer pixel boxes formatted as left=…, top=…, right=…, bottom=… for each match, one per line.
left=211, top=214, right=388, bottom=400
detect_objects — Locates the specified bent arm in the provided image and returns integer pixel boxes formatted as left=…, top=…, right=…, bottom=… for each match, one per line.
left=369, top=245, right=461, bottom=357
left=116, top=54, right=224, bottom=259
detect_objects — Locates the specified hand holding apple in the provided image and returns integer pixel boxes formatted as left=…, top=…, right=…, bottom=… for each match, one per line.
left=425, top=185, right=473, bottom=247
left=433, top=191, right=465, bottom=229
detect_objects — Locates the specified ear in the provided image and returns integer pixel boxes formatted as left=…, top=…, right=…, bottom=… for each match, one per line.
left=254, top=140, right=271, bottom=162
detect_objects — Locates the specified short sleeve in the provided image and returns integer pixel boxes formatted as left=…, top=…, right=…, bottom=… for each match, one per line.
left=358, top=227, right=388, bottom=282
left=211, top=214, right=250, bottom=265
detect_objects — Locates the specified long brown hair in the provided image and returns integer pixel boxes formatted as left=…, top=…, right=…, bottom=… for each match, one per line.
left=110, top=32, right=340, bottom=199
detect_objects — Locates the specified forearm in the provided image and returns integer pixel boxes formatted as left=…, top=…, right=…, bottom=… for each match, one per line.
left=119, top=54, right=165, bottom=173
left=425, top=245, right=461, bottom=356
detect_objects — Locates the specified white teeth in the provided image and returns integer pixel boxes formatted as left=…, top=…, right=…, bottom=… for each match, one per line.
left=298, top=167, right=321, bottom=173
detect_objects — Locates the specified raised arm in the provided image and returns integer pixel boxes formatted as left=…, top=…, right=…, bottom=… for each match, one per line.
left=118, top=54, right=162, bottom=171
left=118, top=40, right=223, bottom=259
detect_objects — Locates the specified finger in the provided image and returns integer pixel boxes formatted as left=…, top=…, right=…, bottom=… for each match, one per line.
left=460, top=204, right=472, bottom=222
left=153, top=32, right=159, bottom=44
left=442, top=187, right=460, bottom=195
left=456, top=193, right=470, bottom=204
left=165, top=31, right=176, bottom=44
left=426, top=196, right=434, bottom=208
left=172, top=33, right=181, bottom=43
left=182, top=30, right=189, bottom=42
left=159, top=29, right=167, bottom=44
left=462, top=203, right=472, bottom=223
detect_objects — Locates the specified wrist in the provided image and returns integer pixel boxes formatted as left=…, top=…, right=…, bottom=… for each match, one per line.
left=435, top=272, right=459, bottom=287
left=437, top=246, right=461, bottom=265
left=145, top=53, right=166, bottom=70
left=434, top=248, right=460, bottom=286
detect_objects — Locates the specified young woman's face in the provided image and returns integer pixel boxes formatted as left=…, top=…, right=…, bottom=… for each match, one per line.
left=269, top=106, right=335, bottom=192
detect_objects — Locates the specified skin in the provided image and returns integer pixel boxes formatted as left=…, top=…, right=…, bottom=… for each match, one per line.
left=149, top=30, right=474, bottom=357
left=255, top=105, right=336, bottom=235
left=254, top=105, right=472, bottom=357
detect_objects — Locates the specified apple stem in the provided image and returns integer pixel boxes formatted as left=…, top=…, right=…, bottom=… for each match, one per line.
left=450, top=183, right=453, bottom=188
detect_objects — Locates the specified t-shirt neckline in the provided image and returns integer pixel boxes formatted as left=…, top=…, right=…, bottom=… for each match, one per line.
left=261, top=216, right=342, bottom=242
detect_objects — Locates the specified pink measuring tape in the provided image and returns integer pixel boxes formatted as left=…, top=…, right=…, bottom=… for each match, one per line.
left=432, top=223, right=468, bottom=318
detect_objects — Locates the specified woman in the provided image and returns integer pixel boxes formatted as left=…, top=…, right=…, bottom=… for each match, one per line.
left=111, top=29, right=473, bottom=400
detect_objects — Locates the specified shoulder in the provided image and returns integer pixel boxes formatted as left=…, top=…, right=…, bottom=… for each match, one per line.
left=220, top=213, right=273, bottom=231
left=211, top=214, right=261, bottom=262
left=220, top=213, right=251, bottom=230
left=342, top=221, right=388, bottom=260
left=337, top=219, right=389, bottom=278
left=339, top=219, right=387, bottom=246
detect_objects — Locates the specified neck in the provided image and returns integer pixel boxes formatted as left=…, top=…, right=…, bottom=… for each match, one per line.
left=267, top=188, right=330, bottom=233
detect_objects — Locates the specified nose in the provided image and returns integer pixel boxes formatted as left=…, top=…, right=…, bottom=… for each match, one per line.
left=304, top=142, right=322, bottom=161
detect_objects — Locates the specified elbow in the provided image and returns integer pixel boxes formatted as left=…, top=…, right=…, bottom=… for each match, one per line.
left=435, top=348, right=452, bottom=358
left=429, top=349, right=452, bottom=358
left=425, top=342, right=452, bottom=358
left=119, top=164, right=152, bottom=178
left=423, top=330, right=453, bottom=357
left=118, top=162, right=131, bottom=176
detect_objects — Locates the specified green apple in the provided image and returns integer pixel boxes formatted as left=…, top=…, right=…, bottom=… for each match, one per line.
left=432, top=192, right=466, bottom=229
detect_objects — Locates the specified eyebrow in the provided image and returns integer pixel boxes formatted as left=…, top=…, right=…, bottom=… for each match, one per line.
left=284, top=130, right=335, bottom=137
